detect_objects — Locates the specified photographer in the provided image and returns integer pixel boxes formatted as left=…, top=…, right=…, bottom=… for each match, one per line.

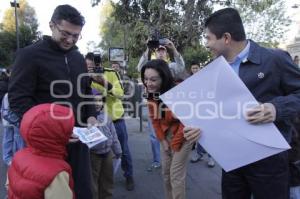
left=137, top=38, right=185, bottom=79
left=85, top=52, right=135, bottom=191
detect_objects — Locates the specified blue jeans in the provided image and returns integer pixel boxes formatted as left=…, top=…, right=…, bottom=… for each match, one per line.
left=196, top=142, right=212, bottom=158
left=290, top=186, right=300, bottom=199
left=113, top=119, right=133, bottom=178
left=148, top=120, right=160, bottom=163
left=2, top=125, right=25, bottom=165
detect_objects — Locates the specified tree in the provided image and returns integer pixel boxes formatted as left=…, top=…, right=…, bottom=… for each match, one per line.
left=98, top=0, right=213, bottom=77
left=98, top=0, right=290, bottom=77
left=0, top=0, right=39, bottom=66
left=222, top=0, right=291, bottom=47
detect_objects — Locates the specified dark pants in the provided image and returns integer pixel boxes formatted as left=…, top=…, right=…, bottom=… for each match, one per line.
left=67, top=142, right=93, bottom=199
left=113, top=118, right=133, bottom=178
left=90, top=151, right=113, bottom=199
left=222, top=152, right=289, bottom=199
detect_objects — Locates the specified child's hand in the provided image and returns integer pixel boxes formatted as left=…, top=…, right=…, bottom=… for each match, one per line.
left=114, top=154, right=121, bottom=159
left=69, top=134, right=79, bottom=143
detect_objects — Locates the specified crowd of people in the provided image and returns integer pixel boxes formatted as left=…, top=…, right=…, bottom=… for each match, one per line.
left=0, top=4, right=300, bottom=199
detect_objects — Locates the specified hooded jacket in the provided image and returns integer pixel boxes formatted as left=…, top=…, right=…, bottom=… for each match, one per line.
left=8, top=103, right=75, bottom=199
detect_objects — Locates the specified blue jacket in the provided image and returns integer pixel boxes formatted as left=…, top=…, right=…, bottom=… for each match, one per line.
left=239, top=40, right=300, bottom=141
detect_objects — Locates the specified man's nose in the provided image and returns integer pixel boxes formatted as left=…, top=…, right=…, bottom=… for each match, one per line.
left=66, top=36, right=74, bottom=44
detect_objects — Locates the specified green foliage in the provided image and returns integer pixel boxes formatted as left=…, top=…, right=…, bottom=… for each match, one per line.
left=98, top=0, right=290, bottom=77
left=230, top=0, right=291, bottom=48
left=98, top=0, right=213, bottom=77
left=183, top=44, right=212, bottom=69
left=0, top=0, right=39, bottom=66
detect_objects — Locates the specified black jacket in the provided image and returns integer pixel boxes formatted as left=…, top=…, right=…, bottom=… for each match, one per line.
left=8, top=36, right=96, bottom=126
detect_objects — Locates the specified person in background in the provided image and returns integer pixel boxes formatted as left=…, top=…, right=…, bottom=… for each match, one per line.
left=90, top=95, right=122, bottom=199
left=0, top=68, right=10, bottom=105
left=86, top=53, right=135, bottom=191
left=294, top=55, right=299, bottom=67
left=137, top=39, right=185, bottom=80
left=141, top=59, right=201, bottom=199
left=8, top=103, right=75, bottom=199
left=1, top=93, right=25, bottom=166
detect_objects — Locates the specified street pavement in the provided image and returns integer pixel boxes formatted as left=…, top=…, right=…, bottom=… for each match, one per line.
left=0, top=118, right=222, bottom=199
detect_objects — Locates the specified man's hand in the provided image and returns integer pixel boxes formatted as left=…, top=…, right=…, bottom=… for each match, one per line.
left=183, top=127, right=201, bottom=143
left=245, top=103, right=276, bottom=124
left=91, top=74, right=106, bottom=86
left=164, top=39, right=179, bottom=56
left=87, top=65, right=95, bottom=73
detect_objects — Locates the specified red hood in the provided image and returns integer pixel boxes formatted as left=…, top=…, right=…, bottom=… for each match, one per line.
left=20, top=103, right=75, bottom=159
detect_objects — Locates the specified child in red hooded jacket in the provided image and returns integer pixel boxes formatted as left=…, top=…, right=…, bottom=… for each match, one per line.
left=8, top=103, right=75, bottom=199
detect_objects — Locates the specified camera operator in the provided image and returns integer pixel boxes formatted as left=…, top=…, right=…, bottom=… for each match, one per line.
left=137, top=38, right=185, bottom=79
left=85, top=52, right=135, bottom=191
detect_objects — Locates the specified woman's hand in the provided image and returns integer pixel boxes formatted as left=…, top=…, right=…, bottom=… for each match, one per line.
left=183, top=127, right=201, bottom=143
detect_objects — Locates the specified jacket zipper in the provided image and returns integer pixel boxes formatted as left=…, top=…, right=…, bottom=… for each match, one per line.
left=64, top=54, right=71, bottom=81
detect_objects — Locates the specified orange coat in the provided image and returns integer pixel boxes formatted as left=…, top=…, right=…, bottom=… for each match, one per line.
left=147, top=99, right=185, bottom=151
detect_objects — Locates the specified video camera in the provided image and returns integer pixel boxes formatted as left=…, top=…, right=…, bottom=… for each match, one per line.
left=93, top=52, right=103, bottom=73
left=147, top=30, right=167, bottom=49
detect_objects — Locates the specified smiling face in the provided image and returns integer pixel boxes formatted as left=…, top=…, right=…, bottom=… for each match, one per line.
left=190, top=64, right=200, bottom=74
left=50, top=20, right=82, bottom=50
left=143, top=68, right=162, bottom=93
left=204, top=28, right=228, bottom=59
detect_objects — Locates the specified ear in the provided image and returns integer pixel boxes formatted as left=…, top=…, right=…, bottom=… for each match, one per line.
left=49, top=21, right=54, bottom=31
left=223, top=33, right=232, bottom=44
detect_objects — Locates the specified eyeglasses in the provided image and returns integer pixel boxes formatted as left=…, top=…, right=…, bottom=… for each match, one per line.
left=54, top=23, right=82, bottom=40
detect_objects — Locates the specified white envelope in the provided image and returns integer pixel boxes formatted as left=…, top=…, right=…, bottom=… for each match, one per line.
left=160, top=56, right=290, bottom=172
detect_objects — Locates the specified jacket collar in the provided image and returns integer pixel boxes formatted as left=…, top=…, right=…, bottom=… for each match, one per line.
left=42, top=35, right=78, bottom=53
left=246, top=40, right=261, bottom=65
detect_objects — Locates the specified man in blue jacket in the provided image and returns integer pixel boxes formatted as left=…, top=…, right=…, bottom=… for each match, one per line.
left=204, top=8, right=300, bottom=199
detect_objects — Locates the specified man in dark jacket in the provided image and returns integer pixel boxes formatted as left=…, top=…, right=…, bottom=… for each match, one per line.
left=8, top=5, right=97, bottom=199
left=203, top=8, right=300, bottom=199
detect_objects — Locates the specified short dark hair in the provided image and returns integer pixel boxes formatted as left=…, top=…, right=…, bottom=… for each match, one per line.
left=111, top=61, right=120, bottom=66
left=51, top=4, right=85, bottom=27
left=85, top=52, right=95, bottom=61
left=204, top=7, right=246, bottom=41
left=190, top=60, right=200, bottom=67
left=141, top=59, right=175, bottom=94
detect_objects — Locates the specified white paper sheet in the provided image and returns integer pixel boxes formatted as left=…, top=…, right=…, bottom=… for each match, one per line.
left=160, top=56, right=290, bottom=172
left=73, top=126, right=107, bottom=148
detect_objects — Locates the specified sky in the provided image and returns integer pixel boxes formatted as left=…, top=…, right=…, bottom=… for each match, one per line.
left=0, top=0, right=300, bottom=53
